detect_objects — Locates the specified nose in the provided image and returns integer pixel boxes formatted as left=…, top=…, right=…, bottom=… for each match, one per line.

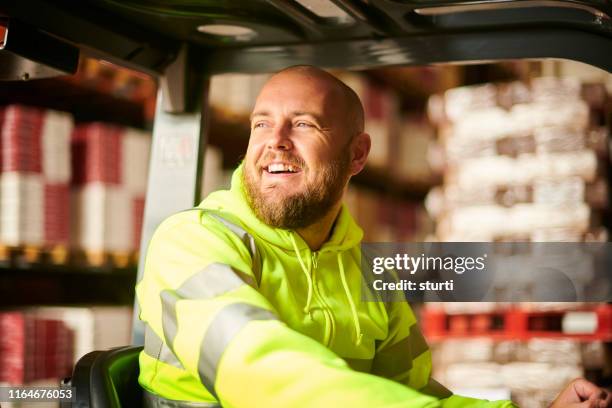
left=266, top=122, right=293, bottom=151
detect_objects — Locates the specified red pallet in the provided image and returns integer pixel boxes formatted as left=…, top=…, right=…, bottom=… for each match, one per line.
left=422, top=304, right=612, bottom=342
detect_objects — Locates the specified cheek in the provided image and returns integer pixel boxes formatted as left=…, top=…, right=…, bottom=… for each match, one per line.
left=245, top=140, right=263, bottom=166
left=303, top=146, right=333, bottom=171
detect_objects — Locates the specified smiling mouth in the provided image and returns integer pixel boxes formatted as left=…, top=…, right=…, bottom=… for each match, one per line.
left=264, top=163, right=302, bottom=174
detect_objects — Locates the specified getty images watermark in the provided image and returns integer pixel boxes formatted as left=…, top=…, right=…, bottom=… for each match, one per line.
left=371, top=252, right=487, bottom=292
left=360, top=242, right=612, bottom=302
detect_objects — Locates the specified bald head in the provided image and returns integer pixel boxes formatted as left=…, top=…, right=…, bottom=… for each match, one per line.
left=267, top=65, right=365, bottom=137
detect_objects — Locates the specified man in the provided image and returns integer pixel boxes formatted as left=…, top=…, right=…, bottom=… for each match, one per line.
left=137, top=66, right=610, bottom=408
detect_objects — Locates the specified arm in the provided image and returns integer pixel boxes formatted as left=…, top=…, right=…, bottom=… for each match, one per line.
left=137, top=210, right=442, bottom=408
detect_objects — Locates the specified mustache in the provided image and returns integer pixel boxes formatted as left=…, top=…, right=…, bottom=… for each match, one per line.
left=258, top=152, right=306, bottom=169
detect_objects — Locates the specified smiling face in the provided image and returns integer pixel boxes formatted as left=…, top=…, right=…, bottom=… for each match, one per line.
left=243, top=67, right=366, bottom=229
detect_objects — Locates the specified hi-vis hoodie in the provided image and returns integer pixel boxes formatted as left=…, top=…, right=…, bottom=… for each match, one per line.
left=137, top=163, right=516, bottom=408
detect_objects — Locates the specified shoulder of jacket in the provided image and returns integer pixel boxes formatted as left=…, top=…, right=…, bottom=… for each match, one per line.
left=154, top=207, right=253, bottom=247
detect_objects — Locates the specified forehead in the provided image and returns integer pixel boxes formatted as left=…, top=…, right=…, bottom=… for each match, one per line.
left=253, top=73, right=344, bottom=116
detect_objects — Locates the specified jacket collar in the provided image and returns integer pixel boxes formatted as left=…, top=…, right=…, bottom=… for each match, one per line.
left=200, top=162, right=363, bottom=253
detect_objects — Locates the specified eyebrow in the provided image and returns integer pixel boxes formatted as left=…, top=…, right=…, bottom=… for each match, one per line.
left=249, top=110, right=323, bottom=123
left=250, top=110, right=269, bottom=122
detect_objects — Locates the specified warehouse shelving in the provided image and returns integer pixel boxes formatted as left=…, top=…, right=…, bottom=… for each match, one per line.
left=0, top=77, right=148, bottom=130
left=0, top=263, right=136, bottom=307
left=0, top=60, right=151, bottom=308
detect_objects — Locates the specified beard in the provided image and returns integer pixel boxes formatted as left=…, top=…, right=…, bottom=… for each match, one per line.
left=243, top=150, right=351, bottom=229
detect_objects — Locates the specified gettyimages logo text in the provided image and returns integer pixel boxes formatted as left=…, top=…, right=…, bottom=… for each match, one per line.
left=371, top=253, right=488, bottom=275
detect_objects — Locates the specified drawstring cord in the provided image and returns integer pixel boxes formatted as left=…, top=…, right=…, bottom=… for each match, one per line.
left=289, top=233, right=363, bottom=346
left=290, top=234, right=313, bottom=314
left=338, top=252, right=363, bottom=346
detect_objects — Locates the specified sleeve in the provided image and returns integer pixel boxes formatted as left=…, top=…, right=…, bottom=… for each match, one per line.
left=371, top=300, right=517, bottom=408
left=137, top=211, right=443, bottom=408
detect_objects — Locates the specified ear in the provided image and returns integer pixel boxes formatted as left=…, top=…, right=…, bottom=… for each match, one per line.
left=349, top=132, right=371, bottom=176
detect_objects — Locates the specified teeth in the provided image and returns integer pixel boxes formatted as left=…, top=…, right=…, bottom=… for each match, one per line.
left=267, top=163, right=298, bottom=173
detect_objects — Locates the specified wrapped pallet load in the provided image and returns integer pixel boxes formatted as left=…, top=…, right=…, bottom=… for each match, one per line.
left=70, top=122, right=150, bottom=266
left=423, top=76, right=610, bottom=407
left=0, top=105, right=73, bottom=262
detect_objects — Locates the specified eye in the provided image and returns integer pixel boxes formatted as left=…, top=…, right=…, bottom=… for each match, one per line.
left=253, top=122, right=268, bottom=129
left=295, top=121, right=313, bottom=128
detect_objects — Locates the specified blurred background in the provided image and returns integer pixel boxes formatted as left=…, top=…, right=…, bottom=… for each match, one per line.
left=0, top=57, right=610, bottom=407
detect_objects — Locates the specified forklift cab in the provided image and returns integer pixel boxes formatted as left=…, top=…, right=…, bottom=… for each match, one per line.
left=1, top=1, right=611, bottom=406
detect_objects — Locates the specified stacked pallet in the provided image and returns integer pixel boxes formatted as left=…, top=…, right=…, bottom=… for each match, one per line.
left=423, top=76, right=610, bottom=407
left=70, top=123, right=150, bottom=265
left=0, top=307, right=132, bottom=386
left=427, top=77, right=609, bottom=242
left=430, top=336, right=605, bottom=408
left=0, top=311, right=73, bottom=385
left=0, top=105, right=73, bottom=261
left=32, top=306, right=132, bottom=363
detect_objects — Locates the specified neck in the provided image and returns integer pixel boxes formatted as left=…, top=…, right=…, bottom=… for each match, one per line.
left=296, top=201, right=343, bottom=251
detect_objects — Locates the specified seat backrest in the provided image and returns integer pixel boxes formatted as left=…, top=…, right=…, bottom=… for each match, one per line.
left=67, top=345, right=143, bottom=408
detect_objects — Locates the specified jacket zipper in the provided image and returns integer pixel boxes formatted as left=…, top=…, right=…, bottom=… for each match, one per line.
left=311, top=251, right=336, bottom=347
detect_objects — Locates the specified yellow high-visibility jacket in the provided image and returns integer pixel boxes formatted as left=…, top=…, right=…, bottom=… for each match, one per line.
left=137, top=163, right=516, bottom=408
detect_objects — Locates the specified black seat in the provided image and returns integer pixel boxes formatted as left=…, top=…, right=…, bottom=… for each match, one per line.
left=62, top=345, right=143, bottom=408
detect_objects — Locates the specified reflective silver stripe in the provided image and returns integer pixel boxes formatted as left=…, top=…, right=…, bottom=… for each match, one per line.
left=197, top=302, right=277, bottom=397
left=144, top=324, right=184, bottom=369
left=160, top=263, right=247, bottom=349
left=161, top=290, right=180, bottom=349
left=209, top=213, right=262, bottom=286
left=143, top=389, right=220, bottom=408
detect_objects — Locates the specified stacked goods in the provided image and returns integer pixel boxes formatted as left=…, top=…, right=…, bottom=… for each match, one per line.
left=0, top=307, right=131, bottom=387
left=430, top=338, right=596, bottom=407
left=122, top=128, right=150, bottom=251
left=0, top=311, right=73, bottom=385
left=33, top=306, right=132, bottom=363
left=0, top=105, right=73, bottom=252
left=426, top=77, right=610, bottom=242
left=71, top=123, right=150, bottom=260
left=423, top=75, right=610, bottom=408
left=395, top=116, right=438, bottom=184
